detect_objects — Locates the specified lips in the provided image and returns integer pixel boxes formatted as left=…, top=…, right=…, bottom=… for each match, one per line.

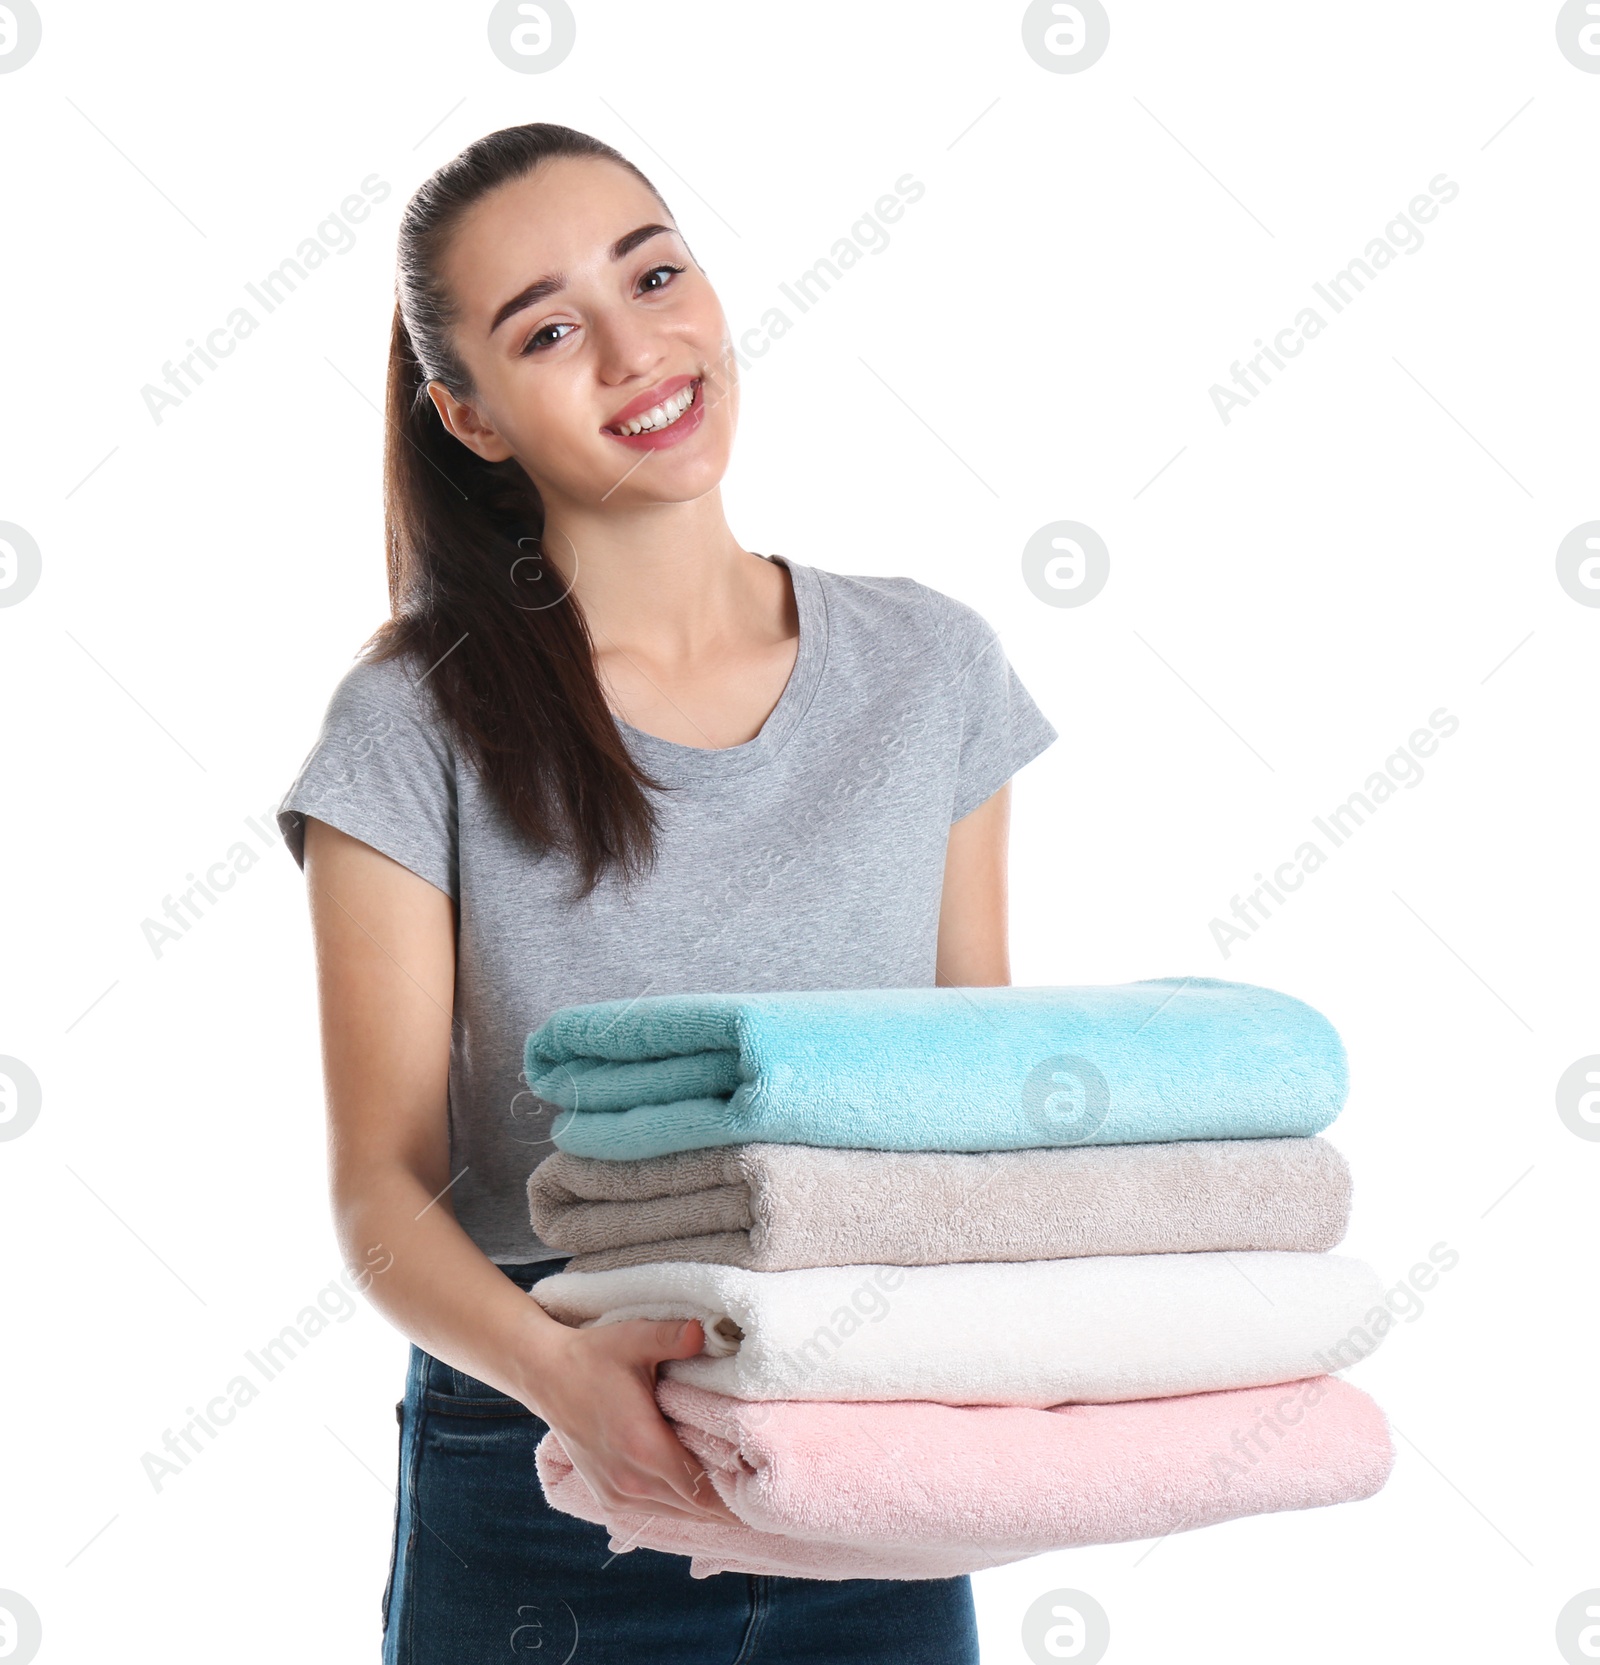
left=600, top=373, right=709, bottom=453
left=603, top=373, right=700, bottom=433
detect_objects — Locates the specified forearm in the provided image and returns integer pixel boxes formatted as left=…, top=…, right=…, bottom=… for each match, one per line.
left=937, top=782, right=1013, bottom=986
left=334, top=1160, right=574, bottom=1416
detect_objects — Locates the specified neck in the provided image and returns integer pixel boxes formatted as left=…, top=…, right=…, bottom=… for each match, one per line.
left=538, top=490, right=772, bottom=660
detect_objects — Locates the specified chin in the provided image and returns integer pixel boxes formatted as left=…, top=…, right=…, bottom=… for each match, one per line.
left=626, top=454, right=732, bottom=507
left=603, top=432, right=734, bottom=506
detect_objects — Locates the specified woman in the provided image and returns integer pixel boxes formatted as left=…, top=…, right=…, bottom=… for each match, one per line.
left=278, top=121, right=1058, bottom=1663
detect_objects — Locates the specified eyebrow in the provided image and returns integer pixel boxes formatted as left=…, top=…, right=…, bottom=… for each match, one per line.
left=488, top=223, right=678, bottom=335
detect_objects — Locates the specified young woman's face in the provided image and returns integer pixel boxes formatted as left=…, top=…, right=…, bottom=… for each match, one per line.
left=430, top=156, right=738, bottom=514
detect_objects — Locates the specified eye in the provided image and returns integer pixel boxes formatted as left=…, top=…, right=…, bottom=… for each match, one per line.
left=638, top=262, right=685, bottom=294
left=521, top=320, right=575, bottom=356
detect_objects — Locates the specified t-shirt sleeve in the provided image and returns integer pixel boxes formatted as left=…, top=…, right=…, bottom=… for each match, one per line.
left=276, top=654, right=460, bottom=900
left=923, top=587, right=1060, bottom=824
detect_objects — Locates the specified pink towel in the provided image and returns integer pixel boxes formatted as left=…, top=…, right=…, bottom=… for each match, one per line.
left=535, top=1374, right=1393, bottom=1579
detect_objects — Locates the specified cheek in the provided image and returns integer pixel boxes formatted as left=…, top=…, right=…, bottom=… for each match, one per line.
left=676, top=282, right=729, bottom=353
left=501, top=370, right=603, bottom=480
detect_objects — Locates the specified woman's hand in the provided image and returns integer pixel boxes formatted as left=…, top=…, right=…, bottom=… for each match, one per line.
left=300, top=821, right=739, bottom=1529
left=528, top=1316, right=741, bottom=1525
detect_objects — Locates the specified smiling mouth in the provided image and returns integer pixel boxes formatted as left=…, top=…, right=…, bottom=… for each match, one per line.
left=604, top=378, right=701, bottom=437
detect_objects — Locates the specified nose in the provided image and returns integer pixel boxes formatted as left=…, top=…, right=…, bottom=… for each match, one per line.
left=591, top=301, right=666, bottom=388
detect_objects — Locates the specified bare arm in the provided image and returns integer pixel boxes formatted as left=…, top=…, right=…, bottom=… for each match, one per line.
left=935, top=781, right=1013, bottom=987
left=302, top=815, right=733, bottom=1522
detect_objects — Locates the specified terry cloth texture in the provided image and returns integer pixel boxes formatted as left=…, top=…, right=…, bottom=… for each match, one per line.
left=526, top=1137, right=1355, bottom=1273
left=535, top=1374, right=1394, bottom=1580
left=527, top=1252, right=1384, bottom=1406
left=275, top=554, right=1059, bottom=1261
left=525, top=978, right=1348, bottom=1161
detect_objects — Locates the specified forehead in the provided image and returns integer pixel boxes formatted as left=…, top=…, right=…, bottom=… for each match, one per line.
left=442, top=155, right=671, bottom=322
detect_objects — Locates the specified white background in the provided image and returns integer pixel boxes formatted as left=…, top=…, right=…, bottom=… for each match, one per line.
left=2, top=2, right=1595, bottom=1660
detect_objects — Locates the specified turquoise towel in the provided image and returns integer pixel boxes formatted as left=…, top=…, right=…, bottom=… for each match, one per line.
left=525, top=977, right=1347, bottom=1161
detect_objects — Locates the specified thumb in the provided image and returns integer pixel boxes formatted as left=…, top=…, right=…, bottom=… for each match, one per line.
left=651, top=1316, right=708, bottom=1362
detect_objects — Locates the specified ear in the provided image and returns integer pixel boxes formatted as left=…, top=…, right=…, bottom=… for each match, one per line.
left=426, top=380, right=516, bottom=464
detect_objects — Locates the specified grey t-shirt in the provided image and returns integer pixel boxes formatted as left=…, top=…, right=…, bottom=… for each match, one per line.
left=276, top=554, right=1059, bottom=1263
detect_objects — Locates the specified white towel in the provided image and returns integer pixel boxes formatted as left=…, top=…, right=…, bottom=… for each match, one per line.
left=529, top=1251, right=1386, bottom=1406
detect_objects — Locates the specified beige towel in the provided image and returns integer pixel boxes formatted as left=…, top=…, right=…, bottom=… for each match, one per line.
left=526, top=1137, right=1351, bottom=1272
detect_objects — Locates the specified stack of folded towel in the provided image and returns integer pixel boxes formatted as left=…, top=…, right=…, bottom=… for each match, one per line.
left=522, top=976, right=1391, bottom=1579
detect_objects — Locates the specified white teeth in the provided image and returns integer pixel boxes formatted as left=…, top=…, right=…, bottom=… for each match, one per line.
left=615, top=380, right=697, bottom=436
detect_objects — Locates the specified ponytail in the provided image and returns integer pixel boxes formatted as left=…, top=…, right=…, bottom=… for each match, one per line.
left=362, top=123, right=674, bottom=903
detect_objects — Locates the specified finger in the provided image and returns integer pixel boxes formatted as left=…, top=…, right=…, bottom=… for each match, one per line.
left=625, top=1480, right=735, bottom=1525
left=639, top=1316, right=708, bottom=1363
left=612, top=1428, right=733, bottom=1521
left=609, top=1491, right=727, bottom=1525
left=666, top=1447, right=739, bottom=1520
left=588, top=1316, right=706, bottom=1372
left=581, top=1464, right=725, bottom=1525
left=646, top=1411, right=739, bottom=1518
left=605, top=1464, right=735, bottom=1524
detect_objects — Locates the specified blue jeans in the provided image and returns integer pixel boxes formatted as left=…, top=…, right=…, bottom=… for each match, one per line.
left=381, top=1257, right=980, bottom=1663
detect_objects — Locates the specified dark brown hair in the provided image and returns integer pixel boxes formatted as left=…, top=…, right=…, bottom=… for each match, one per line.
left=366, top=122, right=677, bottom=903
